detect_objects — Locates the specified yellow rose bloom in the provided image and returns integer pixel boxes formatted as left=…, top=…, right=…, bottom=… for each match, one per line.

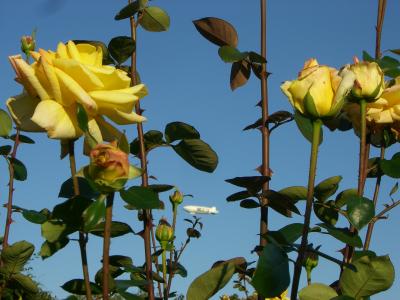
left=7, top=40, right=147, bottom=140
left=281, top=58, right=355, bottom=119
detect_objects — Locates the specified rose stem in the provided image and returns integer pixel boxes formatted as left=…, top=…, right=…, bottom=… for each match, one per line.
left=165, top=203, right=178, bottom=298
left=290, top=119, right=322, bottom=299
left=102, top=193, right=114, bottom=300
left=2, top=130, right=20, bottom=249
left=128, top=3, right=156, bottom=299
left=68, top=140, right=93, bottom=300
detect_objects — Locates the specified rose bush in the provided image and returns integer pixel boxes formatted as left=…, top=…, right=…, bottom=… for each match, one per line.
left=7, top=40, right=147, bottom=140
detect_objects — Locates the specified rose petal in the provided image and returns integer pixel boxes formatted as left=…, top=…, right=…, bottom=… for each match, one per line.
left=6, top=94, right=44, bottom=132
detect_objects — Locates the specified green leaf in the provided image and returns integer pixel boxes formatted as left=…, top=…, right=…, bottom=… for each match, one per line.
left=10, top=134, right=34, bottom=144
left=193, top=17, right=238, bottom=47
left=380, top=152, right=400, bottom=178
left=22, top=209, right=48, bottom=224
left=9, top=158, right=27, bottom=181
left=299, top=283, right=338, bottom=300
left=59, top=177, right=99, bottom=199
left=226, top=190, right=251, bottom=202
left=389, top=182, right=398, bottom=197
left=53, top=196, right=93, bottom=229
left=265, top=223, right=304, bottom=245
left=130, top=130, right=165, bottom=156
left=117, top=291, right=145, bottom=300
left=0, top=109, right=12, bottom=138
left=294, top=111, right=323, bottom=144
left=148, top=184, right=174, bottom=193
left=0, top=145, right=11, bottom=155
left=317, top=223, right=362, bottom=248
left=362, top=51, right=374, bottom=62
left=74, top=40, right=114, bottom=65
left=230, top=59, right=251, bottom=91
left=61, top=279, right=102, bottom=295
left=118, top=132, right=130, bottom=154
left=1, top=241, right=34, bottom=275
left=314, top=176, right=342, bottom=202
left=140, top=7, right=170, bottom=32
left=39, top=237, right=69, bottom=259
left=114, top=279, right=148, bottom=289
left=108, top=36, right=136, bottom=65
left=340, top=255, right=395, bottom=298
left=114, top=0, right=148, bottom=20
left=120, top=186, right=161, bottom=209
left=225, top=176, right=270, bottom=195
left=251, top=243, right=290, bottom=298
left=314, top=200, right=339, bottom=226
left=240, top=199, right=260, bottom=209
left=172, top=139, right=218, bottom=173
left=278, top=186, right=308, bottom=203
left=248, top=52, right=266, bottom=64
left=167, top=260, right=187, bottom=278
left=41, top=220, right=70, bottom=243
left=346, top=195, right=375, bottom=231
left=12, top=273, right=39, bottom=294
left=109, top=255, right=134, bottom=268
left=186, top=260, right=238, bottom=300
left=353, top=250, right=376, bottom=262
left=218, top=46, right=248, bottom=63
left=82, top=197, right=106, bottom=232
left=330, top=296, right=355, bottom=300
left=335, top=189, right=358, bottom=208
left=90, top=221, right=134, bottom=238
left=76, top=103, right=88, bottom=132
left=263, top=189, right=300, bottom=217
left=164, top=122, right=200, bottom=143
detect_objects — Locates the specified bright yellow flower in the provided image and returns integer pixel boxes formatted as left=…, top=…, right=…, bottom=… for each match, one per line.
left=7, top=40, right=147, bottom=140
left=265, top=289, right=289, bottom=300
left=281, top=58, right=355, bottom=119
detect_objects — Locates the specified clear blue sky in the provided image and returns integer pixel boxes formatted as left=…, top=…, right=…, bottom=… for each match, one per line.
left=0, top=0, right=399, bottom=299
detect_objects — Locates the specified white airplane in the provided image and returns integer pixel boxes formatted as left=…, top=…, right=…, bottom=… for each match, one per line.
left=183, top=205, right=219, bottom=215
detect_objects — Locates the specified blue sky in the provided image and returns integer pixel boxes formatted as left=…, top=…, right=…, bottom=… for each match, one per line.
left=0, top=0, right=399, bottom=299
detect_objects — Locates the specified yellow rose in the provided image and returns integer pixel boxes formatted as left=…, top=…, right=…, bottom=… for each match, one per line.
left=281, top=58, right=355, bottom=119
left=347, top=60, right=384, bottom=101
left=7, top=40, right=147, bottom=141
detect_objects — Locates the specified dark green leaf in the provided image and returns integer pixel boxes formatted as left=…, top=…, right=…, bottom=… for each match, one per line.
left=314, top=176, right=342, bottom=202
left=317, top=223, right=362, bottom=248
left=90, top=221, right=134, bottom=238
left=59, top=176, right=99, bottom=199
left=118, top=132, right=130, bottom=154
left=251, top=243, right=290, bottom=298
left=226, top=190, right=251, bottom=202
left=389, top=49, right=400, bottom=56
left=230, top=59, right=251, bottom=91
left=10, top=134, right=34, bottom=144
left=39, top=237, right=69, bottom=259
left=108, top=36, right=136, bottom=65
left=120, top=186, right=161, bottom=209
left=114, top=279, right=148, bottom=289
left=167, top=260, right=187, bottom=278
left=335, top=189, right=358, bottom=208
left=362, top=51, right=374, bottom=62
left=74, top=40, right=114, bottom=65
left=367, top=157, right=382, bottom=178
left=314, top=200, right=339, bottom=226
left=389, top=182, right=398, bottom=197
left=61, top=279, right=102, bottom=295
left=330, top=296, right=355, bottom=300
left=0, top=145, right=11, bottom=155
left=53, top=196, right=93, bottom=228
left=109, top=255, right=134, bottom=268
left=265, top=223, right=304, bottom=245
left=346, top=195, right=375, bottom=231
left=82, top=197, right=106, bottom=232
left=299, top=283, right=338, bottom=300
left=353, top=250, right=376, bottom=262
left=76, top=103, right=88, bottom=132
left=263, top=189, right=300, bottom=217
left=130, top=130, right=165, bottom=156
left=0, top=109, right=12, bottom=138
left=164, top=122, right=200, bottom=143
left=140, top=7, right=170, bottom=32
left=340, top=255, right=395, bottom=298
left=41, top=220, right=70, bottom=243
left=218, top=46, right=248, bottom=63
left=248, top=52, right=266, bottom=64
left=380, top=152, right=400, bottom=178
left=22, top=209, right=48, bottom=224
left=9, top=157, right=27, bottom=181
left=172, top=139, right=218, bottom=173
left=278, top=186, right=308, bottom=203
left=240, top=199, right=260, bottom=209
left=148, top=184, right=174, bottom=193
left=1, top=241, right=34, bottom=275
left=117, top=291, right=145, bottom=300
left=114, top=0, right=148, bottom=20
left=193, top=17, right=238, bottom=47
left=225, top=176, right=270, bottom=195
left=294, top=111, right=323, bottom=144
left=12, top=273, right=39, bottom=294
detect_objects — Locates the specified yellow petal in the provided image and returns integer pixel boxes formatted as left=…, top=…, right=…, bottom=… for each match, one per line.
left=31, top=100, right=82, bottom=139
left=54, top=58, right=104, bottom=90
left=86, top=65, right=131, bottom=90
left=76, top=43, right=102, bottom=66
left=66, top=40, right=81, bottom=62
left=105, top=109, right=146, bottom=125
left=15, top=59, right=50, bottom=100
left=40, top=55, right=62, bottom=104
left=87, top=118, right=103, bottom=144
left=6, top=94, right=44, bottom=132
left=308, top=67, right=334, bottom=116
left=56, top=42, right=69, bottom=59
left=89, top=90, right=138, bottom=113
left=375, top=109, right=393, bottom=123
left=54, top=68, right=98, bottom=113
left=382, top=84, right=400, bottom=107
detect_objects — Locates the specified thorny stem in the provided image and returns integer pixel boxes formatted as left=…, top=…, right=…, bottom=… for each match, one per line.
left=68, top=140, right=93, bottom=300
left=128, top=4, right=156, bottom=299
left=162, top=249, right=167, bottom=298
left=165, top=204, right=178, bottom=297
left=364, top=147, right=385, bottom=250
left=102, top=193, right=114, bottom=300
left=375, top=0, right=387, bottom=59
left=373, top=199, right=400, bottom=221
left=291, top=119, right=322, bottom=300
left=3, top=130, right=20, bottom=249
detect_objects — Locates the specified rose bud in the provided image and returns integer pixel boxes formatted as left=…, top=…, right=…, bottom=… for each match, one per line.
left=169, top=189, right=184, bottom=206
left=156, top=218, right=174, bottom=249
left=21, top=34, right=36, bottom=55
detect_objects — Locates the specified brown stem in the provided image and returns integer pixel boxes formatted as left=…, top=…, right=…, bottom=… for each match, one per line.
left=373, top=199, right=400, bottom=220
left=364, top=146, right=385, bottom=250
left=3, top=130, right=20, bottom=249
left=165, top=204, right=178, bottom=298
left=375, top=0, right=387, bottom=59
left=102, top=193, right=114, bottom=300
left=128, top=6, right=155, bottom=299
left=68, top=140, right=93, bottom=300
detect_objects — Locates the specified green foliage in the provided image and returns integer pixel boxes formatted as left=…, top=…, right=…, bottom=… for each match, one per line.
left=120, top=186, right=162, bottom=209
left=193, top=17, right=238, bottom=47
left=39, top=238, right=69, bottom=259
left=165, top=122, right=200, bottom=143
left=9, top=157, right=27, bottom=181
left=41, top=220, right=70, bottom=243
left=139, top=7, right=170, bottom=32
left=115, top=0, right=148, bottom=20
left=59, top=177, right=99, bottom=199
left=81, top=196, right=106, bottom=232
left=130, top=130, right=165, bottom=155
left=340, top=255, right=395, bottom=299
left=346, top=195, right=375, bottom=230
left=76, top=103, right=89, bottom=132
left=230, top=60, right=251, bottom=90
left=10, top=134, right=35, bottom=144
left=251, top=243, right=290, bottom=298
left=218, top=46, right=248, bottom=63
left=314, top=176, right=342, bottom=202
left=380, top=152, right=400, bottom=178
left=90, top=221, right=134, bottom=238
left=108, top=36, right=136, bottom=65
left=61, top=279, right=102, bottom=295
left=225, top=176, right=270, bottom=195
left=0, top=109, right=12, bottom=138
left=317, top=223, right=362, bottom=248
left=294, top=111, right=323, bottom=144
left=298, top=283, right=338, bottom=300
left=314, top=200, right=339, bottom=226
left=265, top=223, right=305, bottom=245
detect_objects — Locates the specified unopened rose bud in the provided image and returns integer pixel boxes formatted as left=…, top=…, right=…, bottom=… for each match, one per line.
left=303, top=250, right=319, bottom=284
left=156, top=218, right=174, bottom=249
left=21, top=35, right=36, bottom=55
left=169, top=189, right=183, bottom=206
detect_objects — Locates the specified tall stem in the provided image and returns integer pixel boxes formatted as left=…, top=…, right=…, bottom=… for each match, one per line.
left=68, top=140, right=93, bottom=300
left=259, top=0, right=270, bottom=246
left=375, top=0, right=387, bottom=59
left=165, top=204, right=178, bottom=297
left=3, top=130, right=20, bottom=249
left=128, top=6, right=155, bottom=299
left=162, top=249, right=167, bottom=298
left=102, top=193, right=114, bottom=300
left=290, top=119, right=322, bottom=300
left=364, top=146, right=385, bottom=250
